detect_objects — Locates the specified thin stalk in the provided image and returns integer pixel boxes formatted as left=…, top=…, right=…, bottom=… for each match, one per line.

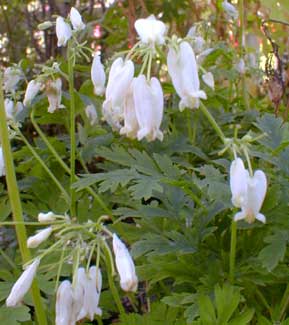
left=31, top=108, right=111, bottom=214
left=186, top=109, right=193, bottom=144
left=199, top=102, right=226, bottom=143
left=255, top=288, right=272, bottom=317
left=0, top=75, right=47, bottom=324
left=146, top=49, right=153, bottom=81
left=238, top=0, right=249, bottom=110
left=279, top=283, right=289, bottom=321
left=68, top=42, right=77, bottom=217
left=17, top=131, right=70, bottom=204
left=229, top=220, right=237, bottom=284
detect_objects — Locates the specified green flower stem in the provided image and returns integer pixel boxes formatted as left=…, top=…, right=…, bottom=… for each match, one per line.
left=68, top=42, right=77, bottom=217
left=279, top=283, right=289, bottom=320
left=229, top=220, right=237, bottom=284
left=30, top=108, right=70, bottom=173
left=186, top=109, right=193, bottom=144
left=30, top=108, right=111, bottom=215
left=17, top=130, right=70, bottom=204
left=199, top=102, right=226, bottom=143
left=96, top=316, right=104, bottom=325
left=0, top=76, right=47, bottom=324
left=238, top=0, right=249, bottom=110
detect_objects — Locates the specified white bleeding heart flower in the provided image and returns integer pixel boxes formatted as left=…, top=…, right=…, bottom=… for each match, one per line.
left=235, top=58, right=246, bottom=74
left=234, top=170, right=267, bottom=224
left=55, top=280, right=74, bottom=325
left=3, top=67, right=22, bottom=93
left=91, top=53, right=106, bottom=96
left=85, top=104, right=98, bottom=125
left=6, top=258, right=40, bottom=307
left=134, top=15, right=166, bottom=45
left=70, top=7, right=85, bottom=31
left=0, top=147, right=5, bottom=176
left=23, top=80, right=42, bottom=107
left=27, top=227, right=53, bottom=248
left=46, top=78, right=64, bottom=113
left=102, top=57, right=134, bottom=130
left=230, top=157, right=249, bottom=208
left=133, top=75, right=164, bottom=142
left=76, top=266, right=102, bottom=321
left=222, top=0, right=239, bottom=20
left=202, top=72, right=215, bottom=90
left=120, top=80, right=139, bottom=139
left=56, top=16, right=72, bottom=47
left=167, top=41, right=207, bottom=111
left=113, top=233, right=138, bottom=292
left=4, top=99, right=23, bottom=120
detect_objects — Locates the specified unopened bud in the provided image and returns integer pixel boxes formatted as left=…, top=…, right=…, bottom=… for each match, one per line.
left=38, top=21, right=53, bottom=30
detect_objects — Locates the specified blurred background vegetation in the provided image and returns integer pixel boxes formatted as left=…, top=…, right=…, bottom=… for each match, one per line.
left=0, top=0, right=288, bottom=66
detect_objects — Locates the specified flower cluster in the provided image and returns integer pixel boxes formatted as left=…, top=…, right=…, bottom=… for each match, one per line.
left=230, top=157, right=267, bottom=224
left=5, top=212, right=138, bottom=324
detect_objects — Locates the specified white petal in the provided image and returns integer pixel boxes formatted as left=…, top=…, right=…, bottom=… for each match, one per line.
left=0, top=147, right=5, bottom=176
left=56, top=17, right=72, bottom=47
left=234, top=211, right=245, bottom=222
left=91, top=54, right=106, bottom=96
left=134, top=15, right=166, bottom=45
left=247, top=170, right=267, bottom=216
left=202, top=72, right=215, bottom=90
left=27, top=227, right=53, bottom=248
left=256, top=213, right=266, bottom=224
left=23, top=80, right=41, bottom=106
left=113, top=234, right=138, bottom=292
left=70, top=7, right=85, bottom=31
left=85, top=104, right=98, bottom=125
left=38, top=211, right=56, bottom=223
left=56, top=280, right=74, bottom=325
left=230, top=158, right=248, bottom=208
left=6, top=259, right=40, bottom=307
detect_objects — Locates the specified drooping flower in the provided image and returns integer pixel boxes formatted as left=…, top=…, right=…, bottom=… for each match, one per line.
left=4, top=98, right=14, bottom=120
left=222, top=0, right=239, bottom=20
left=6, top=258, right=40, bottom=307
left=102, top=57, right=134, bottom=129
left=70, top=7, right=85, bottom=31
left=134, top=15, right=166, bottom=45
left=23, top=80, right=42, bottom=106
left=119, top=80, right=139, bottom=139
left=202, top=72, right=215, bottom=90
left=55, top=280, right=74, bottom=325
left=85, top=104, right=98, bottom=125
left=4, top=99, right=23, bottom=120
left=133, top=75, right=164, bottom=141
left=91, top=53, right=106, bottom=96
left=167, top=41, right=207, bottom=111
left=38, top=211, right=57, bottom=223
left=230, top=157, right=248, bottom=208
left=0, top=147, right=5, bottom=176
left=113, top=233, right=138, bottom=292
left=235, top=58, right=245, bottom=74
left=3, top=67, right=22, bottom=93
left=234, top=170, right=267, bottom=224
left=27, top=227, right=53, bottom=248
left=56, top=16, right=72, bottom=47
left=46, top=78, right=64, bottom=113
left=76, top=266, right=102, bottom=321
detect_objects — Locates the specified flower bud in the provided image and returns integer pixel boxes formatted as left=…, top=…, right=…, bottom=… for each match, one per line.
left=38, top=21, right=53, bottom=30
left=113, top=233, right=138, bottom=292
left=23, top=80, right=41, bottom=107
left=56, top=16, right=72, bottom=47
left=6, top=259, right=40, bottom=307
left=202, top=72, right=215, bottom=90
left=38, top=211, right=56, bottom=223
left=27, top=227, right=53, bottom=248
left=85, top=104, right=98, bottom=125
left=91, top=53, right=106, bottom=96
left=70, top=7, right=85, bottom=31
